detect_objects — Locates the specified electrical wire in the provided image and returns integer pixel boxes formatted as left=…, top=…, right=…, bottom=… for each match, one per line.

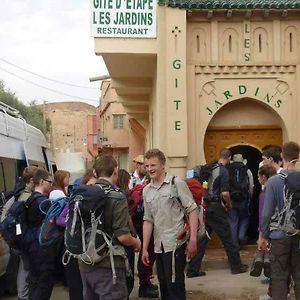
left=0, top=66, right=99, bottom=103
left=0, top=58, right=99, bottom=90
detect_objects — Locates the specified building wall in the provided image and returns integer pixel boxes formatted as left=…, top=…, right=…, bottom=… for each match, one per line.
left=94, top=6, right=300, bottom=177
left=45, top=102, right=97, bottom=169
left=186, top=10, right=300, bottom=167
left=99, top=81, right=130, bottom=170
left=99, top=80, right=147, bottom=171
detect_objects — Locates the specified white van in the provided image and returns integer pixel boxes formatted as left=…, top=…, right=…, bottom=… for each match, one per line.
left=0, top=101, right=56, bottom=295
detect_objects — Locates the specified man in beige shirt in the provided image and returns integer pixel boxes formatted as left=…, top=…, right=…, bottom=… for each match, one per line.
left=142, top=149, right=198, bottom=300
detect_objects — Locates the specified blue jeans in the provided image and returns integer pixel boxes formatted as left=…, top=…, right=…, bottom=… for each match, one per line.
left=228, top=208, right=249, bottom=247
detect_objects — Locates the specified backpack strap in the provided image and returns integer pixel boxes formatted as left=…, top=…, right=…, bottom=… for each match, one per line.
left=170, top=176, right=190, bottom=283
left=278, top=171, right=288, bottom=180
left=278, top=171, right=288, bottom=194
left=96, top=183, right=126, bottom=201
left=24, top=193, right=39, bottom=209
left=170, top=177, right=188, bottom=218
left=208, top=163, right=220, bottom=195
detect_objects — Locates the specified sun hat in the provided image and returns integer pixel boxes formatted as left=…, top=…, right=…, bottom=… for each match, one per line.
left=232, top=153, right=247, bottom=165
left=133, top=155, right=144, bottom=164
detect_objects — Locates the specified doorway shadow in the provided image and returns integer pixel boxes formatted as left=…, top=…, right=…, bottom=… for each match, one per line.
left=229, top=145, right=262, bottom=241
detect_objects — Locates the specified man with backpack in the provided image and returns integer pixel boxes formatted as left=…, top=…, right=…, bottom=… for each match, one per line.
left=24, top=168, right=53, bottom=300
left=227, top=153, right=254, bottom=248
left=78, top=155, right=141, bottom=300
left=16, top=166, right=38, bottom=300
left=142, top=148, right=198, bottom=300
left=129, top=181, right=159, bottom=299
left=0, top=166, right=38, bottom=300
left=187, top=148, right=248, bottom=278
left=258, top=141, right=300, bottom=300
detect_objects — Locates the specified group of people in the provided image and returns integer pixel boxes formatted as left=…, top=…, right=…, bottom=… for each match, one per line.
left=2, top=143, right=300, bottom=300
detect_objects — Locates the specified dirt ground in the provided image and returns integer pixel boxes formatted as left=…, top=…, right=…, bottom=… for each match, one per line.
left=186, top=290, right=296, bottom=300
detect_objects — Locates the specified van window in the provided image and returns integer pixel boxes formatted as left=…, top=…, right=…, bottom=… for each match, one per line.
left=0, top=161, right=5, bottom=192
left=0, top=158, right=17, bottom=192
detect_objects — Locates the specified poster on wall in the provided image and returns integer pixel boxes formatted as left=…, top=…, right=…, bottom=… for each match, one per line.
left=91, top=0, right=157, bottom=38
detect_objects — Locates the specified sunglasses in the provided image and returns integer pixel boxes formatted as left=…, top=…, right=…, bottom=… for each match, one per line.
left=45, top=179, right=53, bottom=184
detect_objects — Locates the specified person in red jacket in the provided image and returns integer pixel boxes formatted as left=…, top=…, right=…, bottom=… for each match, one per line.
left=129, top=175, right=159, bottom=298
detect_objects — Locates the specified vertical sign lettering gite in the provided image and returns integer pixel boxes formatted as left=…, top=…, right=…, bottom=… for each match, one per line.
left=91, top=0, right=157, bottom=38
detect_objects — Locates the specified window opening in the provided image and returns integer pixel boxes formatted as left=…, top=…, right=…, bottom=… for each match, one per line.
left=229, top=35, right=232, bottom=52
left=259, top=34, right=262, bottom=53
left=113, top=115, right=124, bottom=129
left=289, top=32, right=293, bottom=52
left=196, top=35, right=200, bottom=53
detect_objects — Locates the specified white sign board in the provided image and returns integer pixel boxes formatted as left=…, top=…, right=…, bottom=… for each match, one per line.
left=91, top=0, right=157, bottom=38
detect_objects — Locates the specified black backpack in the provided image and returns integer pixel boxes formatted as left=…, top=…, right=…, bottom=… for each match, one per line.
left=228, top=162, right=249, bottom=202
left=0, top=177, right=26, bottom=215
left=271, top=172, right=300, bottom=235
left=193, top=161, right=219, bottom=184
left=0, top=195, right=37, bottom=251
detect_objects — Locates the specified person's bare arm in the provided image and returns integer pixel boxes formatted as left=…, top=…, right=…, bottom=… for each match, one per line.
left=142, top=220, right=153, bottom=266
left=221, top=191, right=232, bottom=210
left=117, top=233, right=141, bottom=252
left=186, top=208, right=198, bottom=258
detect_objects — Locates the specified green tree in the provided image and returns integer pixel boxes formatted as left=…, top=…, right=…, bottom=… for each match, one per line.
left=0, top=80, right=49, bottom=133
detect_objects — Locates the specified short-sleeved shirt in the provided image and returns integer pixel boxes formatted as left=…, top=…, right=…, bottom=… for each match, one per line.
left=129, top=170, right=145, bottom=189
left=79, top=179, right=130, bottom=272
left=209, top=163, right=230, bottom=196
left=143, top=173, right=197, bottom=253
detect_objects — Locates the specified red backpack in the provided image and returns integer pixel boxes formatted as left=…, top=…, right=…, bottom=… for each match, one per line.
left=129, top=184, right=145, bottom=225
left=171, top=177, right=207, bottom=242
left=185, top=178, right=204, bottom=206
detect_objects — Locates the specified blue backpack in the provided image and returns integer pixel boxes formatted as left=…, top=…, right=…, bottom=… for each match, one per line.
left=0, top=196, right=35, bottom=251
left=39, top=197, right=68, bottom=248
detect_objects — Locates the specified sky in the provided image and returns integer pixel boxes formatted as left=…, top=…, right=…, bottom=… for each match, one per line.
left=0, top=0, right=108, bottom=107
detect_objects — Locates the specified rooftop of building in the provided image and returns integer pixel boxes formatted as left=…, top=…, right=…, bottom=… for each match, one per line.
left=158, top=0, right=300, bottom=9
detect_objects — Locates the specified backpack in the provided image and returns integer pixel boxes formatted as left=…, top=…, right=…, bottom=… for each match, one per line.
left=129, top=184, right=144, bottom=225
left=192, top=161, right=219, bottom=184
left=170, top=177, right=207, bottom=244
left=0, top=178, right=26, bottom=221
left=227, top=162, right=249, bottom=202
left=271, top=172, right=300, bottom=235
left=39, top=197, right=68, bottom=248
left=62, top=184, right=128, bottom=284
left=0, top=196, right=35, bottom=251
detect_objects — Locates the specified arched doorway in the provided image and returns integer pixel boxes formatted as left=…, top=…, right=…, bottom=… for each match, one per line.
left=203, top=99, right=283, bottom=247
left=229, top=145, right=261, bottom=241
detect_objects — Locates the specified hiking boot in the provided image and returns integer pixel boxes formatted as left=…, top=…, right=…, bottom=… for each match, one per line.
left=250, top=250, right=264, bottom=277
left=148, top=282, right=159, bottom=290
left=263, top=252, right=271, bottom=278
left=231, top=264, right=248, bottom=274
left=138, top=285, right=159, bottom=298
left=186, top=270, right=206, bottom=278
